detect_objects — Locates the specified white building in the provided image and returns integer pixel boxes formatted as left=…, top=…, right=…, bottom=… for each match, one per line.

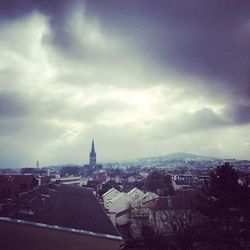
left=115, top=176, right=121, bottom=183
left=142, top=192, right=159, bottom=203
left=128, top=188, right=144, bottom=197
left=102, top=188, right=120, bottom=210
left=108, top=192, right=132, bottom=226
left=129, top=191, right=158, bottom=238
left=105, top=187, right=159, bottom=231
left=139, top=172, right=149, bottom=178
left=128, top=188, right=145, bottom=207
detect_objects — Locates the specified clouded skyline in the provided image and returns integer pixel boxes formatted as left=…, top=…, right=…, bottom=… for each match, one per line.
left=0, top=0, right=250, bottom=168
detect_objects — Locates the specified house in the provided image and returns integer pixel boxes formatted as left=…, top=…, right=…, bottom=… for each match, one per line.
left=80, top=176, right=91, bottom=186
left=115, top=175, right=121, bottom=183
left=102, top=187, right=120, bottom=210
left=129, top=191, right=159, bottom=238
left=106, top=188, right=158, bottom=233
left=128, top=188, right=144, bottom=199
left=142, top=192, right=159, bottom=204
left=128, top=176, right=136, bottom=183
left=128, top=188, right=144, bottom=207
left=0, top=185, right=122, bottom=250
left=175, top=179, right=191, bottom=189
left=0, top=175, right=38, bottom=197
left=107, top=173, right=119, bottom=183
left=56, top=176, right=81, bottom=185
left=108, top=192, right=132, bottom=226
left=238, top=176, right=250, bottom=188
left=148, top=190, right=199, bottom=234
left=20, top=168, right=48, bottom=176
left=95, top=171, right=108, bottom=183
left=86, top=180, right=102, bottom=190
left=139, top=171, right=149, bottom=178
left=38, top=175, right=52, bottom=186
left=120, top=174, right=129, bottom=183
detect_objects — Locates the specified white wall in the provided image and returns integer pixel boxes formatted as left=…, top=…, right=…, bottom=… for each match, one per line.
left=109, top=193, right=131, bottom=214
left=102, top=188, right=120, bottom=210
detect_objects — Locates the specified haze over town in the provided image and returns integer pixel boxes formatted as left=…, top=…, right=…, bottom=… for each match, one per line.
left=1, top=0, right=250, bottom=168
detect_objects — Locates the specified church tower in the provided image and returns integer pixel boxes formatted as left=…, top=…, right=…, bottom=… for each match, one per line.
left=89, top=139, right=96, bottom=167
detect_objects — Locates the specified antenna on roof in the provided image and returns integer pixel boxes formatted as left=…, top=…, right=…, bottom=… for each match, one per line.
left=36, top=160, right=39, bottom=169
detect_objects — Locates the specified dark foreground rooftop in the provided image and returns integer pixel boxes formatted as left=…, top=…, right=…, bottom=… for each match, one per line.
left=0, top=184, right=120, bottom=239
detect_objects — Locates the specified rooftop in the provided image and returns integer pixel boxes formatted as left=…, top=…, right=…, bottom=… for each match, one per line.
left=150, top=190, right=199, bottom=211
left=0, top=185, right=121, bottom=240
left=0, top=174, right=36, bottom=187
left=102, top=187, right=119, bottom=197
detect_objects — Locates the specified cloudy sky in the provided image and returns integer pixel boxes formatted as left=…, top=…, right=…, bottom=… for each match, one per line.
left=0, top=0, right=250, bottom=167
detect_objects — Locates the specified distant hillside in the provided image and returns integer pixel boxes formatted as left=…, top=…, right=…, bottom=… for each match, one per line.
left=138, top=152, right=220, bottom=162
left=103, top=152, right=223, bottom=169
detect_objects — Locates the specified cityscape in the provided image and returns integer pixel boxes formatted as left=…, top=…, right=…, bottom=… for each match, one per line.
left=0, top=140, right=249, bottom=249
left=0, top=1, right=250, bottom=250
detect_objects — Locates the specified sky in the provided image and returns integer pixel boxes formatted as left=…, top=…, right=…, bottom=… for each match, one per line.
left=0, top=0, right=250, bottom=168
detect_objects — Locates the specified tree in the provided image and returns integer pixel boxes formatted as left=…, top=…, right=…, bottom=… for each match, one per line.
left=141, top=225, right=155, bottom=249
left=197, top=163, right=250, bottom=249
left=203, top=162, right=240, bottom=198
left=129, top=191, right=149, bottom=238
left=159, top=209, right=205, bottom=250
left=150, top=190, right=205, bottom=250
left=145, top=172, right=174, bottom=196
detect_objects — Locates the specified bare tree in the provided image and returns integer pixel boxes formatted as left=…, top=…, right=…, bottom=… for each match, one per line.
left=152, top=209, right=204, bottom=250
left=129, top=192, right=150, bottom=238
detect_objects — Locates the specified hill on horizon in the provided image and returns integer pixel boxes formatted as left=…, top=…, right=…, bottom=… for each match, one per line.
left=136, top=152, right=221, bottom=162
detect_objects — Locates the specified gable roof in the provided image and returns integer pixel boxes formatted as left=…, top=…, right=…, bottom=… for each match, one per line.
left=150, top=190, right=199, bottom=211
left=86, top=180, right=101, bottom=187
left=110, top=192, right=129, bottom=203
left=0, top=185, right=121, bottom=240
left=142, top=192, right=159, bottom=203
left=102, top=187, right=119, bottom=198
left=127, top=188, right=144, bottom=197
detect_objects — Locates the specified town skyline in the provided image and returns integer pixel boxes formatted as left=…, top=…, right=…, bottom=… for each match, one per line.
left=0, top=0, right=250, bottom=168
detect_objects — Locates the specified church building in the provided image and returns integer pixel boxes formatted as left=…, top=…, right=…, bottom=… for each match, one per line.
left=89, top=139, right=97, bottom=168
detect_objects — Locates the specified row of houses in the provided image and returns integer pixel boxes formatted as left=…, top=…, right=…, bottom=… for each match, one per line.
left=102, top=186, right=199, bottom=239
left=103, top=188, right=155, bottom=221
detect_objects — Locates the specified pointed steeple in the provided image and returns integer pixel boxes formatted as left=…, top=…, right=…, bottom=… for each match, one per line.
left=90, top=139, right=96, bottom=155
left=89, top=139, right=96, bottom=167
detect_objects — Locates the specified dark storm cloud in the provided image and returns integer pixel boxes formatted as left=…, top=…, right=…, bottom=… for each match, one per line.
left=0, top=91, right=30, bottom=117
left=2, top=0, right=249, bottom=100
left=179, top=108, right=227, bottom=131
left=0, top=0, right=72, bottom=19
left=85, top=0, right=250, bottom=98
left=0, top=0, right=82, bottom=58
left=225, top=103, right=250, bottom=125
left=0, top=0, right=122, bottom=63
left=152, top=108, right=227, bottom=139
left=2, top=0, right=249, bottom=93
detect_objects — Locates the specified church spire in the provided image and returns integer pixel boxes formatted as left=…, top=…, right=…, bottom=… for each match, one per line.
left=90, top=139, right=95, bottom=154
left=89, top=139, right=96, bottom=167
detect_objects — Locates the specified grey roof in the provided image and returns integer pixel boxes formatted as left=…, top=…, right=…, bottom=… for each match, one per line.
left=150, top=190, right=200, bottom=211
left=0, top=185, right=121, bottom=239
